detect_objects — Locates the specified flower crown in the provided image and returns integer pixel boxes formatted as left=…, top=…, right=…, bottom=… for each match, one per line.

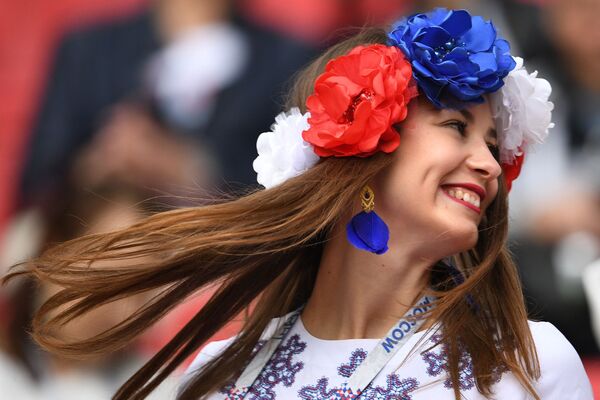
left=253, top=8, right=554, bottom=191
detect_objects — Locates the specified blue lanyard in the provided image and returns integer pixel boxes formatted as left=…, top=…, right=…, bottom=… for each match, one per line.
left=232, top=295, right=434, bottom=398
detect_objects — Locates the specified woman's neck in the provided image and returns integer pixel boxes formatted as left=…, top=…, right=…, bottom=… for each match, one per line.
left=301, top=226, right=433, bottom=340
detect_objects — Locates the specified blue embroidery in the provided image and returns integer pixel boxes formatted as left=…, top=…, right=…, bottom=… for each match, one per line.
left=221, top=334, right=307, bottom=399
left=298, top=378, right=340, bottom=399
left=421, top=335, right=505, bottom=391
left=299, top=348, right=420, bottom=400
left=337, top=348, right=367, bottom=378
left=298, top=376, right=420, bottom=400
left=421, top=334, right=475, bottom=391
left=368, top=375, right=420, bottom=400
left=219, top=340, right=267, bottom=398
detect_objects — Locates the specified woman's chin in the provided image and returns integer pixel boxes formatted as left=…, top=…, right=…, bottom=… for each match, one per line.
left=437, top=224, right=479, bottom=255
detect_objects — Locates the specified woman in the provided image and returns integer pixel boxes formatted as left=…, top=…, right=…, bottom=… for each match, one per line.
left=5, top=8, right=592, bottom=400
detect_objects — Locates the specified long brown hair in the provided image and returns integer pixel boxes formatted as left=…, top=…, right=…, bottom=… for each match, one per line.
left=5, top=27, right=540, bottom=399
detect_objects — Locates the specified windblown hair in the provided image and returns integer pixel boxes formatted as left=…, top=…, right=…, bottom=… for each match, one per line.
left=5, top=28, right=540, bottom=400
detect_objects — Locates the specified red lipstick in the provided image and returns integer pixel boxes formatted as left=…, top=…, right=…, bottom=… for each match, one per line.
left=443, top=191, right=481, bottom=213
left=443, top=183, right=486, bottom=202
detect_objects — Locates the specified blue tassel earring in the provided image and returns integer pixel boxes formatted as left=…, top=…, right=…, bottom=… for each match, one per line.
left=346, top=185, right=389, bottom=254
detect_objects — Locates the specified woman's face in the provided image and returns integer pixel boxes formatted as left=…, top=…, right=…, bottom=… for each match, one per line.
left=373, top=98, right=502, bottom=255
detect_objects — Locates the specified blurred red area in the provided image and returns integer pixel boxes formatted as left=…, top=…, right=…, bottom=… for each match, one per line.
left=0, top=2, right=242, bottom=368
left=137, top=287, right=244, bottom=370
left=0, top=0, right=147, bottom=243
left=0, top=0, right=409, bottom=357
left=239, top=0, right=413, bottom=44
left=0, top=0, right=414, bottom=241
left=583, top=357, right=600, bottom=398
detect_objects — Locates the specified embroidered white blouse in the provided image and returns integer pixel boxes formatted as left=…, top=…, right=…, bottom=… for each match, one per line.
left=186, top=317, right=593, bottom=399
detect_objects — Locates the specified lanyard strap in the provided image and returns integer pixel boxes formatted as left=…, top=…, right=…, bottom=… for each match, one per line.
left=346, top=295, right=433, bottom=393
left=233, top=295, right=434, bottom=398
left=235, top=307, right=304, bottom=389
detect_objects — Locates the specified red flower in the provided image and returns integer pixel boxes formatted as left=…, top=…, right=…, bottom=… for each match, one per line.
left=302, top=44, right=418, bottom=157
left=501, top=153, right=524, bottom=192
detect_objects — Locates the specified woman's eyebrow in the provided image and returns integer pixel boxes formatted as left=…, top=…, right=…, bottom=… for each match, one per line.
left=432, top=106, right=497, bottom=139
left=459, top=109, right=474, bottom=122
left=460, top=108, right=497, bottom=141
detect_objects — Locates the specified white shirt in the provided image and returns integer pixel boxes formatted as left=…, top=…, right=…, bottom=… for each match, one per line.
left=186, top=317, right=593, bottom=399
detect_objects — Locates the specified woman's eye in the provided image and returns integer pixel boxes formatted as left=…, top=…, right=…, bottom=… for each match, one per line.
left=444, top=120, right=467, bottom=135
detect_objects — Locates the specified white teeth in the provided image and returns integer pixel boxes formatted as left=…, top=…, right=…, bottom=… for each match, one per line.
left=446, top=188, right=480, bottom=207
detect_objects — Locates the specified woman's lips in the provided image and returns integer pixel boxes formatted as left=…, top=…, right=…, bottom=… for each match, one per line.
left=444, top=183, right=486, bottom=202
left=442, top=189, right=481, bottom=214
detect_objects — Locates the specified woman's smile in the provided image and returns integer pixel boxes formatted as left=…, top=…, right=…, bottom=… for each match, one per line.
left=441, top=183, right=487, bottom=214
left=442, top=187, right=481, bottom=214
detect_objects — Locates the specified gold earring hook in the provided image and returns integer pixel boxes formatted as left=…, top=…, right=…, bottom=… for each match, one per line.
left=360, top=185, right=375, bottom=213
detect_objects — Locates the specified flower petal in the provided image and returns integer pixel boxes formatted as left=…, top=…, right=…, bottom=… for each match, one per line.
left=254, top=108, right=318, bottom=188
left=469, top=52, right=498, bottom=74
left=304, top=44, right=417, bottom=157
left=388, top=8, right=514, bottom=108
left=491, top=56, right=553, bottom=176
left=419, top=26, right=452, bottom=48
left=463, top=16, right=496, bottom=52
left=439, top=9, right=472, bottom=37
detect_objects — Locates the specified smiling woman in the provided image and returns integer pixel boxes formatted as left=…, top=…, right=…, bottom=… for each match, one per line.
left=371, top=98, right=502, bottom=256
left=3, top=8, right=592, bottom=400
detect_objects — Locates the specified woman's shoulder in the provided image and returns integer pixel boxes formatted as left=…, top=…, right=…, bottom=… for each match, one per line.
left=185, top=313, right=290, bottom=375
left=186, top=337, right=237, bottom=375
left=528, top=320, right=584, bottom=368
left=526, top=320, right=593, bottom=398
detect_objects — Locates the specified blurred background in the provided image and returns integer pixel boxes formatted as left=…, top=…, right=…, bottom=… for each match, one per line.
left=1, top=0, right=599, bottom=398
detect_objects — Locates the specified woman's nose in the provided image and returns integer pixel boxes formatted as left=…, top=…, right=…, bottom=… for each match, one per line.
left=466, top=142, right=502, bottom=181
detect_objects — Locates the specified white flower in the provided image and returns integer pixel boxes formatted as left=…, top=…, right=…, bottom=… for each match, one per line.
left=491, top=57, right=555, bottom=163
left=252, top=108, right=319, bottom=188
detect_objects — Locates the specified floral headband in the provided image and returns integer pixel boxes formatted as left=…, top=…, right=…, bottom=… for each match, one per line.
left=252, top=9, right=554, bottom=253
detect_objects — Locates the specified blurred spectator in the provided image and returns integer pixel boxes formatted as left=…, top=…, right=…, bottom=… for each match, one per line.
left=1, top=0, right=153, bottom=247
left=0, top=186, right=179, bottom=399
left=0, top=278, right=38, bottom=400
left=501, top=0, right=600, bottom=355
left=4, top=0, right=315, bottom=397
left=18, top=0, right=316, bottom=217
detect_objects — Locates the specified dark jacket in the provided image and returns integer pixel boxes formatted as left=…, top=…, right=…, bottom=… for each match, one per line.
left=19, top=10, right=316, bottom=207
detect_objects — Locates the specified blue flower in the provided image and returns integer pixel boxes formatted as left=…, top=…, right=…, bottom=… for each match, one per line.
left=388, top=8, right=516, bottom=109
